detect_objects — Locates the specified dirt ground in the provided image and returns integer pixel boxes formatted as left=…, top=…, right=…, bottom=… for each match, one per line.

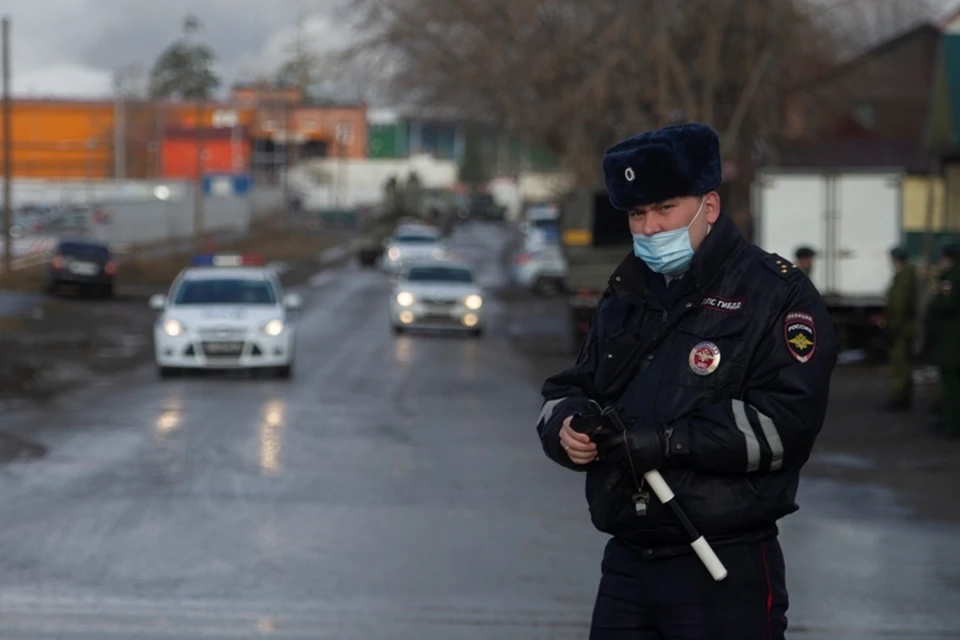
left=0, top=221, right=354, bottom=409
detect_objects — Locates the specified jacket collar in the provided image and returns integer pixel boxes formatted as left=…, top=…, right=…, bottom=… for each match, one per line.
left=609, top=212, right=745, bottom=297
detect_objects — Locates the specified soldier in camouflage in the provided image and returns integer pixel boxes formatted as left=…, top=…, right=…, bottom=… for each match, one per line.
left=883, top=247, right=918, bottom=411
left=926, top=243, right=960, bottom=438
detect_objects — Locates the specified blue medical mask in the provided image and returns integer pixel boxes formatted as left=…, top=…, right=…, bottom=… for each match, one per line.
left=632, top=198, right=706, bottom=275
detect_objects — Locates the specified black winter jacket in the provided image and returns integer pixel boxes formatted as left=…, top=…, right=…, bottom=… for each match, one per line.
left=537, top=214, right=838, bottom=558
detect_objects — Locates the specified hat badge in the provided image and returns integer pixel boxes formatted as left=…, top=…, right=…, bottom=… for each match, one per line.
left=624, top=167, right=635, bottom=182
left=689, top=341, right=721, bottom=376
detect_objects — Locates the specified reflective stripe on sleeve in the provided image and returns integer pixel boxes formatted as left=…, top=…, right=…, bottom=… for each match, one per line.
left=755, top=411, right=784, bottom=471
left=538, top=397, right=599, bottom=427
left=732, top=399, right=785, bottom=472
left=731, top=399, right=761, bottom=472
left=538, top=398, right=565, bottom=425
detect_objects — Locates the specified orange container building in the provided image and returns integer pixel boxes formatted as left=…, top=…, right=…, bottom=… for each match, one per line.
left=161, top=127, right=251, bottom=179
left=3, top=99, right=115, bottom=178
left=0, top=91, right=369, bottom=180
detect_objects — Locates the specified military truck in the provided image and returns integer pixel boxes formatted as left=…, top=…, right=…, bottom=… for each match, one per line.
left=559, top=188, right=632, bottom=347
left=356, top=173, right=437, bottom=268
left=357, top=210, right=398, bottom=267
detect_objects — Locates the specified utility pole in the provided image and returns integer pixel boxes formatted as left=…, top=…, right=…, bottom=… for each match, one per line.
left=335, top=125, right=347, bottom=208
left=289, top=2, right=306, bottom=171
left=112, top=70, right=127, bottom=179
left=194, top=97, right=205, bottom=250
left=184, top=16, right=205, bottom=250
left=2, top=17, right=11, bottom=275
left=282, top=101, right=292, bottom=209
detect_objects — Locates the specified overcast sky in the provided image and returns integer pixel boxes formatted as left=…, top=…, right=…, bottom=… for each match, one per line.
left=3, top=0, right=354, bottom=99
left=6, top=0, right=960, bottom=101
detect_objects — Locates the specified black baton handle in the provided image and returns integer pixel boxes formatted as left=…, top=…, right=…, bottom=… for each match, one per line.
left=569, top=413, right=603, bottom=435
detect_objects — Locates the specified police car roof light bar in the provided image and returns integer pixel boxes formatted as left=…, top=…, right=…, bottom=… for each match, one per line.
left=190, top=254, right=266, bottom=267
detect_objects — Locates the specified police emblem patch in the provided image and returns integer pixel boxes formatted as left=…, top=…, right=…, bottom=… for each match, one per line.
left=784, top=311, right=816, bottom=363
left=689, top=341, right=721, bottom=375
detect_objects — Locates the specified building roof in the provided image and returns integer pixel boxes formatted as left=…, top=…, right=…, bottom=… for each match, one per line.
left=796, top=23, right=941, bottom=91
left=776, top=139, right=935, bottom=173
left=938, top=3, right=960, bottom=31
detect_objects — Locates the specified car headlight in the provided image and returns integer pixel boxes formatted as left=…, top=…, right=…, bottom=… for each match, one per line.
left=387, top=247, right=401, bottom=261
left=464, top=294, right=483, bottom=310
left=262, top=319, right=285, bottom=336
left=396, top=291, right=415, bottom=307
left=162, top=318, right=185, bottom=337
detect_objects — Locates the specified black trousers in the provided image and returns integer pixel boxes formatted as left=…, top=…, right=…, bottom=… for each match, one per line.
left=589, top=536, right=788, bottom=639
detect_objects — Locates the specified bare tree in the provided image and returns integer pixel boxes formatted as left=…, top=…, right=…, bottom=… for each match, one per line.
left=339, top=0, right=938, bottom=227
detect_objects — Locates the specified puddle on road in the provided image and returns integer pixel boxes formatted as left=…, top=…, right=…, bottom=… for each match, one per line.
left=809, top=451, right=878, bottom=470
left=96, top=334, right=149, bottom=359
left=0, top=431, right=47, bottom=464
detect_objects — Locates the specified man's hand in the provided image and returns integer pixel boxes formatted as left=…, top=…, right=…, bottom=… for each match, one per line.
left=559, top=415, right=598, bottom=465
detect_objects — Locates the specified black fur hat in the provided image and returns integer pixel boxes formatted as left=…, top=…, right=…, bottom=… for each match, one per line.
left=602, top=123, right=723, bottom=211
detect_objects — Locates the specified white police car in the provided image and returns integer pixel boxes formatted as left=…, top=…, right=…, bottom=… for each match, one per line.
left=149, top=254, right=303, bottom=379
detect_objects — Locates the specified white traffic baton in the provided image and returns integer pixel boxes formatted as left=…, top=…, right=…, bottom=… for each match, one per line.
left=571, top=408, right=728, bottom=582
left=641, top=468, right=728, bottom=581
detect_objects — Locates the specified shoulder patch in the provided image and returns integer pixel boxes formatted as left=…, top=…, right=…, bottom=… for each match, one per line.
left=784, top=311, right=816, bottom=363
left=762, top=253, right=801, bottom=281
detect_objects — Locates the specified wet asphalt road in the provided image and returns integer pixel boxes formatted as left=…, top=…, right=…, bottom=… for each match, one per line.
left=0, top=222, right=958, bottom=639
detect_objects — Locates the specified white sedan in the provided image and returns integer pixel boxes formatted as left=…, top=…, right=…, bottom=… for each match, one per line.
left=150, top=254, right=303, bottom=378
left=390, top=261, right=484, bottom=336
left=382, top=225, right=449, bottom=274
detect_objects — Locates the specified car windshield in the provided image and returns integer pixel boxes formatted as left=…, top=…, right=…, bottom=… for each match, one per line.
left=59, top=242, right=109, bottom=260
left=395, top=234, right=438, bottom=244
left=172, top=278, right=277, bottom=305
left=405, top=266, right=474, bottom=283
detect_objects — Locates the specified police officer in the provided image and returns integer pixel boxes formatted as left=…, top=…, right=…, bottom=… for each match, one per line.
left=927, top=243, right=960, bottom=438
left=883, top=246, right=918, bottom=411
left=536, top=123, right=838, bottom=639
left=794, top=246, right=816, bottom=279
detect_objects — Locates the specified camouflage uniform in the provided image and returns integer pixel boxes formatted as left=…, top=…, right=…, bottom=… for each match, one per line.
left=884, top=247, right=918, bottom=409
left=926, top=244, right=960, bottom=437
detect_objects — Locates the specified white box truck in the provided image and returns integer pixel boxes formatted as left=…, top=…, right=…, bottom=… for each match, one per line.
left=752, top=169, right=903, bottom=353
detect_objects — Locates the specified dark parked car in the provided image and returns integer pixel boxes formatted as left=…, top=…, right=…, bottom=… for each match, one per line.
left=46, top=239, right=116, bottom=298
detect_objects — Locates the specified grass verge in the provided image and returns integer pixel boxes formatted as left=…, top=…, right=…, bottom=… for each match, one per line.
left=0, top=219, right=353, bottom=293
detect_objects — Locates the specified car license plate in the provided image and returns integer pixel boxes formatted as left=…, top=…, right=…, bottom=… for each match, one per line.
left=202, top=341, right=244, bottom=356
left=424, top=303, right=452, bottom=315
left=69, top=261, right=99, bottom=276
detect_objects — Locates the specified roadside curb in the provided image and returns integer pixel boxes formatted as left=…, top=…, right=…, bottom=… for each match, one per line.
left=319, top=237, right=361, bottom=266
